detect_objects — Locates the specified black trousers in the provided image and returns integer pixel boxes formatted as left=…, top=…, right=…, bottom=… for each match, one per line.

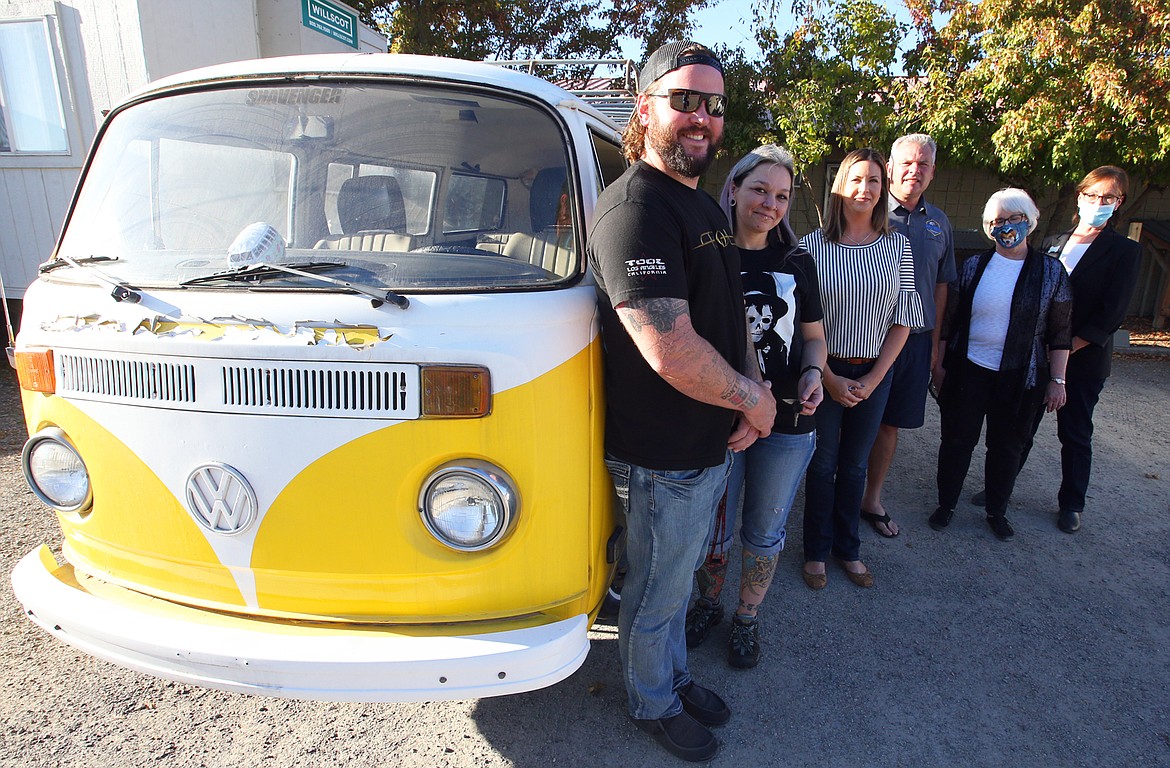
left=937, top=359, right=1045, bottom=516
left=1021, top=376, right=1105, bottom=514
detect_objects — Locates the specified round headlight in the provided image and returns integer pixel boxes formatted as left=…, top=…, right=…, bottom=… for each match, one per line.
left=419, top=461, right=518, bottom=551
left=22, top=428, right=92, bottom=513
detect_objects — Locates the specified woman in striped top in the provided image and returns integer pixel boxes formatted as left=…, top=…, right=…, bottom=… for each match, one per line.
left=798, top=148, right=924, bottom=589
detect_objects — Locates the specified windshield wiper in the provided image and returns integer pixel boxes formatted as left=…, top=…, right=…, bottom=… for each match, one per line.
left=181, top=261, right=409, bottom=309
left=40, top=255, right=119, bottom=273
left=45, top=255, right=141, bottom=303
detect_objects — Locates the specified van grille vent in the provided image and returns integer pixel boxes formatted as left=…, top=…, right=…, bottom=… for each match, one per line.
left=51, top=351, right=420, bottom=419
left=222, top=365, right=411, bottom=415
left=58, top=353, right=197, bottom=403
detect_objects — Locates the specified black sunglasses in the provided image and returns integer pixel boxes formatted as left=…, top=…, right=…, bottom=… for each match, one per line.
left=647, top=89, right=727, bottom=118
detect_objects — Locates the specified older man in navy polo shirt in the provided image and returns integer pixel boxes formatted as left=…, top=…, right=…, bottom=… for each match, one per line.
left=860, top=134, right=956, bottom=537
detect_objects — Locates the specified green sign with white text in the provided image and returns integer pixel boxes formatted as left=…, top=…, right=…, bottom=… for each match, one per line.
left=302, top=0, right=358, bottom=49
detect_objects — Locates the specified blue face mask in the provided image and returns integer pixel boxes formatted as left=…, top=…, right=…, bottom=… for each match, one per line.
left=1078, top=201, right=1115, bottom=228
left=991, top=220, right=1028, bottom=248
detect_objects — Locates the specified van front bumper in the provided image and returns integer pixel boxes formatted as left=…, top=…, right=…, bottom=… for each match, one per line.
left=12, top=546, right=590, bottom=702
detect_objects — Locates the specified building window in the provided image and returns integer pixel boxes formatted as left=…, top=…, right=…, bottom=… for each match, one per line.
left=0, top=18, right=68, bottom=153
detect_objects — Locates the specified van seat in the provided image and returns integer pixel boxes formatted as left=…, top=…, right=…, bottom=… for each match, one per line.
left=315, top=175, right=412, bottom=252
left=315, top=232, right=413, bottom=252
left=502, top=227, right=574, bottom=276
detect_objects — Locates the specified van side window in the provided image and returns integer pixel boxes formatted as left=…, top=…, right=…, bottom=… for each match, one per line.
left=590, top=131, right=626, bottom=191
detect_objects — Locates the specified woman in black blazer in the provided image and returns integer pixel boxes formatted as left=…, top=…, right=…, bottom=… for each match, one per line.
left=1031, top=166, right=1142, bottom=533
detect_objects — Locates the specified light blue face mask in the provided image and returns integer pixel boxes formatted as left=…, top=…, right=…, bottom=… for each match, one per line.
left=991, top=219, right=1029, bottom=248
left=1078, top=201, right=1115, bottom=228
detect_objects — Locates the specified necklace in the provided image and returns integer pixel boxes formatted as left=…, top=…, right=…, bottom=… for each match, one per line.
left=842, top=230, right=877, bottom=246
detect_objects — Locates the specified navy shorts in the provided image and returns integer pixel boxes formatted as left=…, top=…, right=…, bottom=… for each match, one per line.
left=882, top=330, right=933, bottom=429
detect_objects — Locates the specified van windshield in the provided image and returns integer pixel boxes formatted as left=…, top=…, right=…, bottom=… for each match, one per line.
left=56, top=81, right=581, bottom=291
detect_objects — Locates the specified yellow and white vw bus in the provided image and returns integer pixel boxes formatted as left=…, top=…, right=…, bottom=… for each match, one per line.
left=10, top=53, right=631, bottom=702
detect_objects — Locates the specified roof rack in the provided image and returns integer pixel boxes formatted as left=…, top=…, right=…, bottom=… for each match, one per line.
left=488, top=59, right=639, bottom=127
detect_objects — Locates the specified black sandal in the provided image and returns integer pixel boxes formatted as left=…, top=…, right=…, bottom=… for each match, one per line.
left=861, top=510, right=899, bottom=538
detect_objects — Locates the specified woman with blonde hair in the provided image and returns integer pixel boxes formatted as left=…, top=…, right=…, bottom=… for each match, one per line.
left=685, top=144, right=826, bottom=667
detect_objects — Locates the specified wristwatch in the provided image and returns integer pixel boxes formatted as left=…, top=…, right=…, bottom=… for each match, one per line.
left=1051, top=377, right=1066, bottom=385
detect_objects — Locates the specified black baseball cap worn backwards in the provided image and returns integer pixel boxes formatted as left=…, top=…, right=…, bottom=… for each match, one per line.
left=639, top=41, right=724, bottom=92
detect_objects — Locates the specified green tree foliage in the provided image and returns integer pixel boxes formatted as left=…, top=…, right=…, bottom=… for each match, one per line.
left=749, top=0, right=909, bottom=171
left=905, top=0, right=1170, bottom=223
left=349, top=0, right=714, bottom=60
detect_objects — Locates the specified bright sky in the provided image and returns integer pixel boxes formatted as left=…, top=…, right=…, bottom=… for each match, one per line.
left=618, top=0, right=763, bottom=60
left=618, top=0, right=917, bottom=62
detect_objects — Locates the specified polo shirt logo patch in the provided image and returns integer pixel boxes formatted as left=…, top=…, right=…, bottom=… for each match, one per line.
left=625, top=257, right=667, bottom=277
left=925, top=219, right=944, bottom=238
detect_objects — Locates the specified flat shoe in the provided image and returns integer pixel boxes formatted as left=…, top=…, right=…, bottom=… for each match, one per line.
left=632, top=710, right=719, bottom=763
left=802, top=566, right=827, bottom=590
left=678, top=681, right=731, bottom=726
left=928, top=506, right=954, bottom=531
left=987, top=515, right=1015, bottom=541
left=861, top=509, right=899, bottom=538
left=837, top=559, right=874, bottom=588
left=1058, top=509, right=1081, bottom=533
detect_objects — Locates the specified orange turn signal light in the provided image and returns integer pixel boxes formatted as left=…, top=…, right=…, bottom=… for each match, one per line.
left=15, top=350, right=56, bottom=393
left=421, top=365, right=490, bottom=418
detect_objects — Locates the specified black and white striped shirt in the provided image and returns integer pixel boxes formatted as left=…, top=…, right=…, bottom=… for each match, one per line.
left=799, top=230, right=925, bottom=358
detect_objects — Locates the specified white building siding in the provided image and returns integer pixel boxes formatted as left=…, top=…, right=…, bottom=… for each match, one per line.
left=139, top=0, right=260, bottom=83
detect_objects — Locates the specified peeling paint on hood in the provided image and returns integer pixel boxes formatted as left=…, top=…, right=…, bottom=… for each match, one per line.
left=41, top=314, right=393, bottom=349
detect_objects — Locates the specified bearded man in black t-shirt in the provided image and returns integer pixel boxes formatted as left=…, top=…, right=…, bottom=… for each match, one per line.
left=586, top=41, right=776, bottom=763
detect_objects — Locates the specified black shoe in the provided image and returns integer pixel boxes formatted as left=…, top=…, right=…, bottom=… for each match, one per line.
left=684, top=598, right=723, bottom=649
left=1058, top=509, right=1081, bottom=533
left=928, top=506, right=954, bottom=531
left=632, top=710, right=719, bottom=762
left=678, top=681, right=731, bottom=726
left=727, top=615, right=760, bottom=669
left=987, top=515, right=1015, bottom=540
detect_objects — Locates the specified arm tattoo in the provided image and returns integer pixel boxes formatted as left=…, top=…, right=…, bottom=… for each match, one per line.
left=623, top=297, right=687, bottom=335
left=722, top=377, right=759, bottom=409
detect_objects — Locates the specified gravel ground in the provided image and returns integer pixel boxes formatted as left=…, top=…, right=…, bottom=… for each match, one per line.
left=1, top=359, right=1168, bottom=768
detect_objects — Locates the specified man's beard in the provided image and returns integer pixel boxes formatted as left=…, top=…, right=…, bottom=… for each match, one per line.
left=648, top=115, right=721, bottom=179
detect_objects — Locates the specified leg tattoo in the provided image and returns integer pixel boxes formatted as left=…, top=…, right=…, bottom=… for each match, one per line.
left=737, top=551, right=777, bottom=618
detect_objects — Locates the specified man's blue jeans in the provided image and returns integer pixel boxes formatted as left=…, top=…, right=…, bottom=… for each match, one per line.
left=605, top=452, right=731, bottom=720
left=720, top=431, right=816, bottom=558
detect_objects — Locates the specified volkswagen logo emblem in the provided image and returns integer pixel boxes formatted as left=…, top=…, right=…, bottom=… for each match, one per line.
left=184, top=463, right=257, bottom=535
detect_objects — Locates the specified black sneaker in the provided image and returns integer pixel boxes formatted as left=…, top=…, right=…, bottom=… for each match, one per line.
left=677, top=681, right=731, bottom=726
left=632, top=710, right=719, bottom=762
left=928, top=506, right=954, bottom=531
left=987, top=515, right=1015, bottom=540
left=684, top=598, right=723, bottom=648
left=727, top=615, right=760, bottom=669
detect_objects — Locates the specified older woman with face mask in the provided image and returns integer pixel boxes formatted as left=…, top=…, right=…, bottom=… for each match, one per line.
left=685, top=144, right=826, bottom=669
left=972, top=167, right=1143, bottom=534
left=931, top=188, right=1072, bottom=540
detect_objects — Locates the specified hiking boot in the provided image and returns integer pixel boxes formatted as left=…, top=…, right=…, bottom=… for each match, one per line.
left=727, top=615, right=760, bottom=669
left=684, top=598, right=723, bottom=648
